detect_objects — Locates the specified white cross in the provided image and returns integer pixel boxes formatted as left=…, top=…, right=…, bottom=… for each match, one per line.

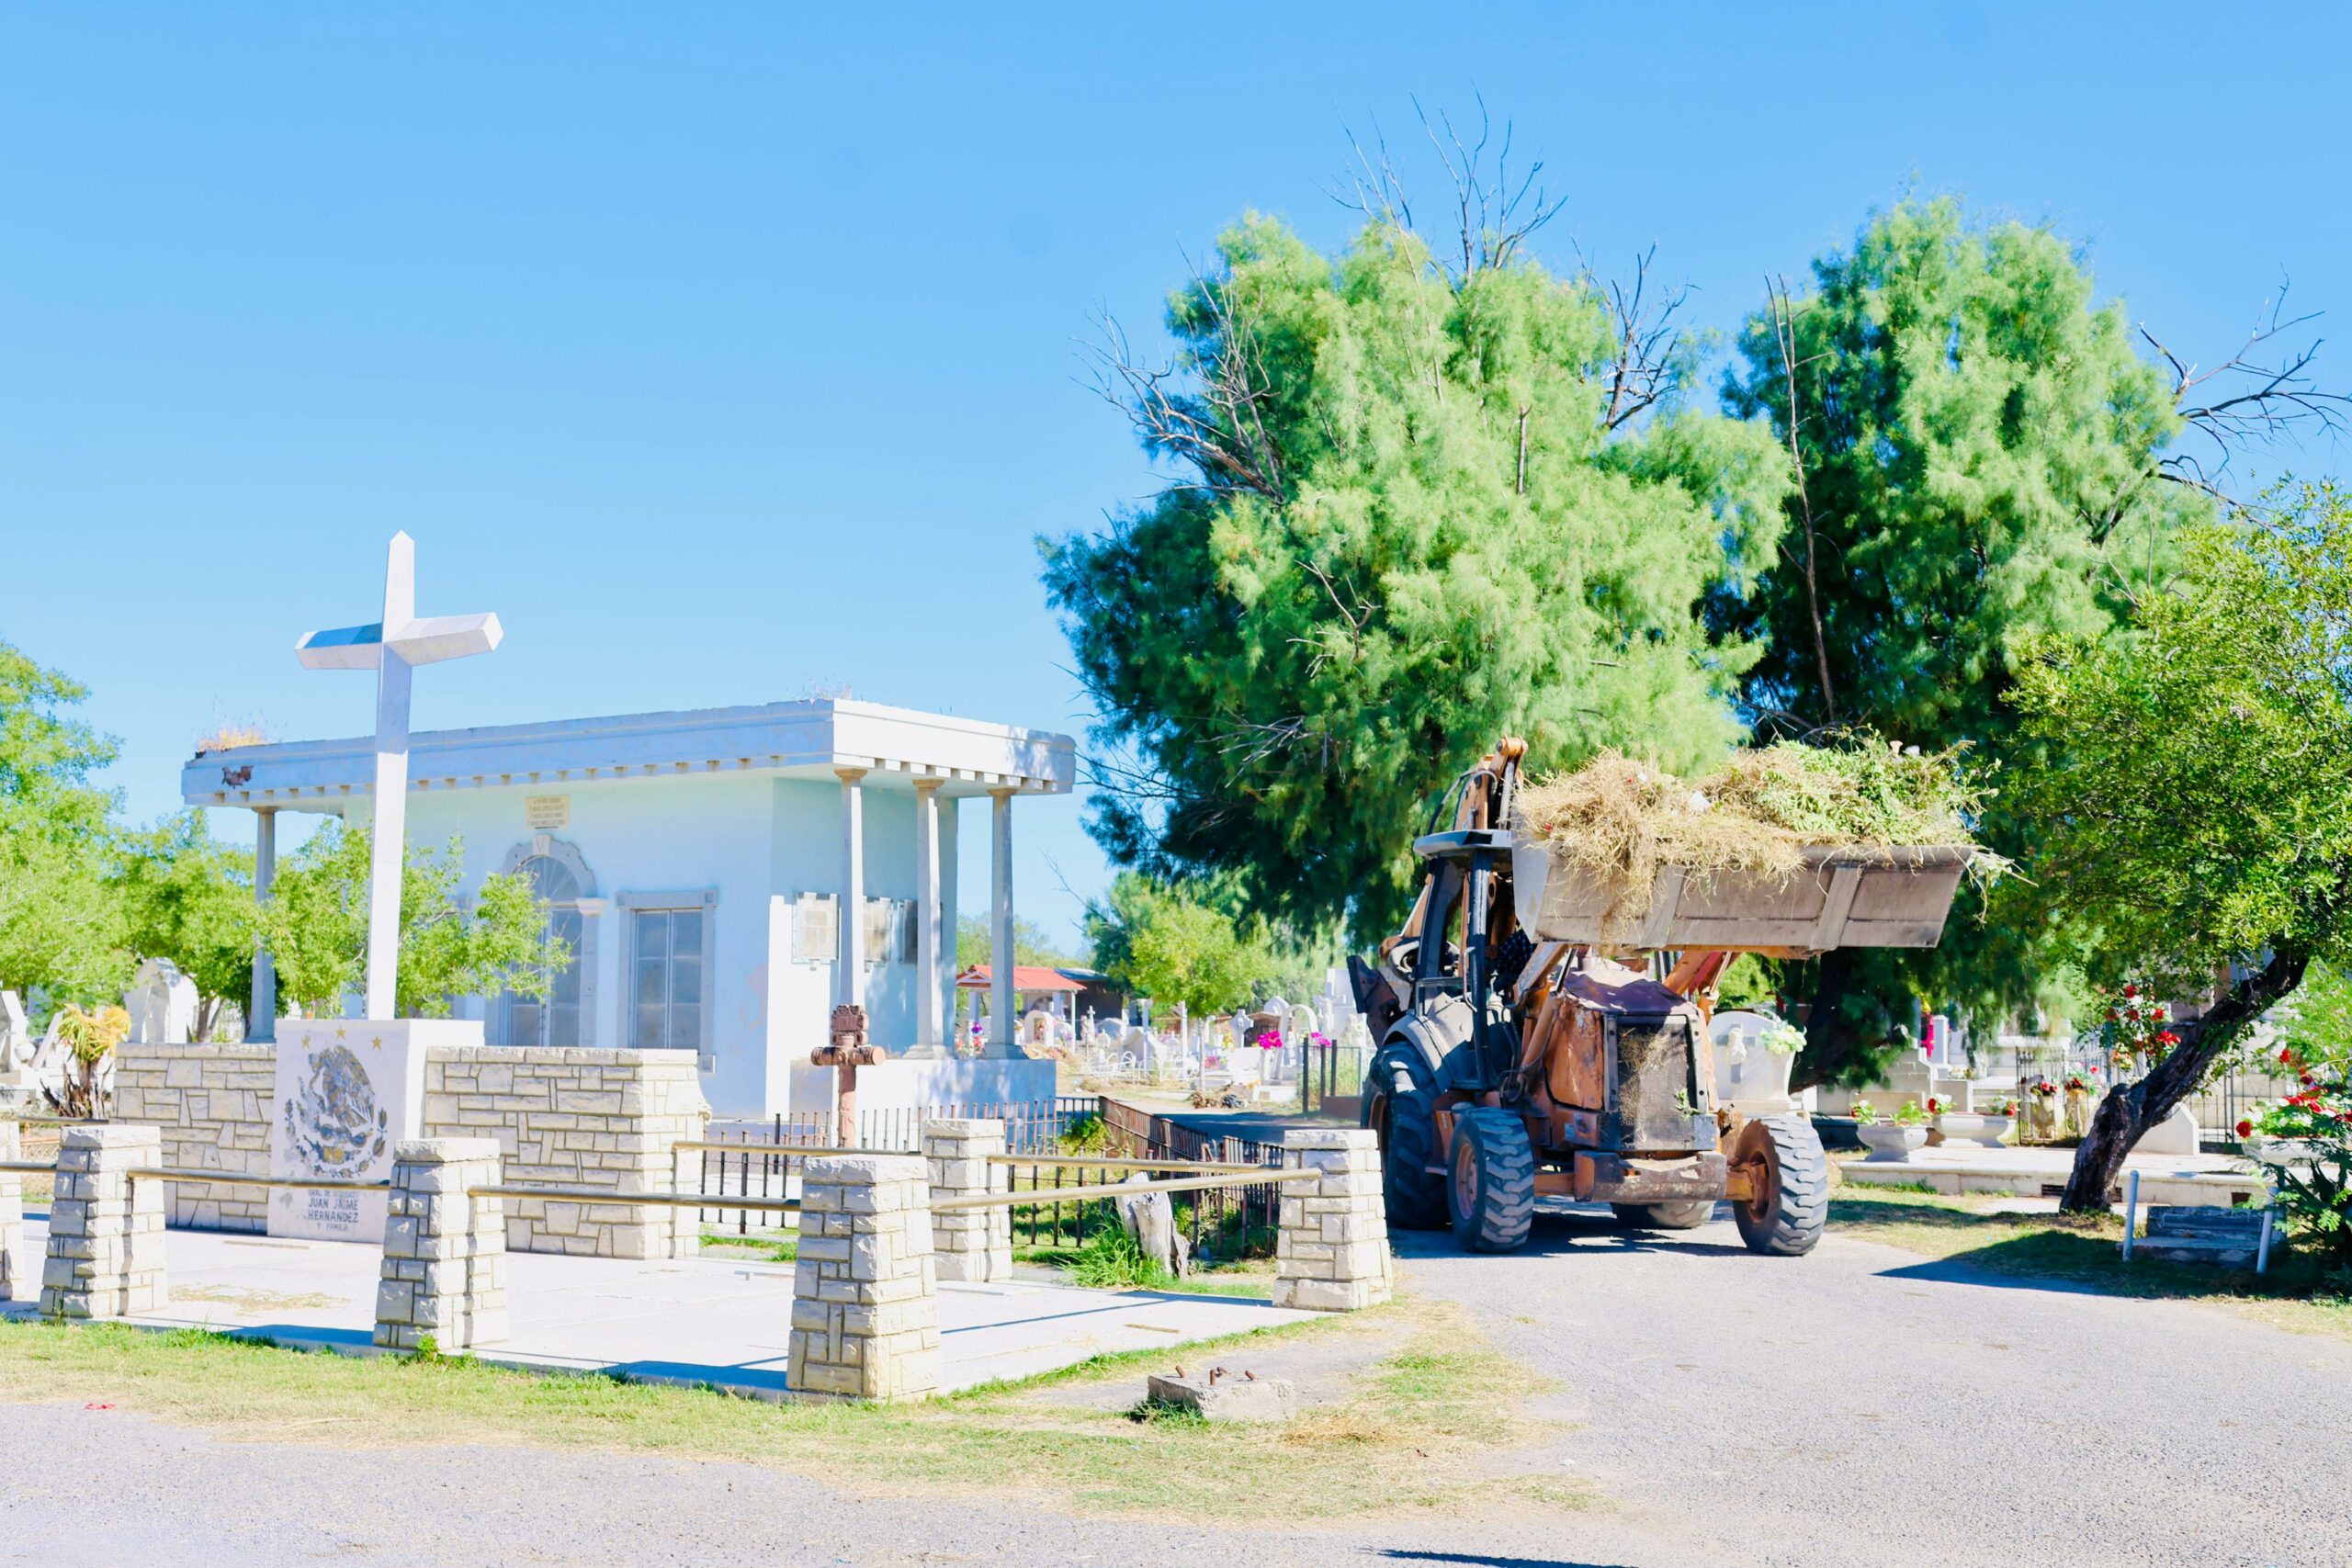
left=297, top=532, right=502, bottom=1018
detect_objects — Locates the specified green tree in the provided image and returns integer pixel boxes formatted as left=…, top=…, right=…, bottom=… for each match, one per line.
left=1046, top=210, right=1790, bottom=944
left=0, top=641, right=125, bottom=1003
left=2007, top=482, right=2352, bottom=1209
left=1719, top=197, right=2220, bottom=1086
left=953, top=913, right=1079, bottom=972
left=259, top=820, right=569, bottom=1020
left=1085, top=872, right=1274, bottom=1027
left=113, top=811, right=255, bottom=1040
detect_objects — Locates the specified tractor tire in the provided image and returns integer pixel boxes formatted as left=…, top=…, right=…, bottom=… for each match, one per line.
left=1610, top=1200, right=1715, bottom=1230
left=1448, top=1107, right=1536, bottom=1253
left=1732, top=1113, right=1829, bottom=1257
left=1366, top=1058, right=1448, bottom=1230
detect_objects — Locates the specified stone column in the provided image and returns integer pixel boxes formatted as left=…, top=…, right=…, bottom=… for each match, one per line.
left=39, top=1124, right=166, bottom=1320
left=788, top=1154, right=939, bottom=1402
left=251, top=807, right=277, bottom=1043
left=911, top=779, right=944, bottom=1055
left=922, top=1118, right=1011, bottom=1282
left=837, top=769, right=867, bottom=1011
left=0, top=1121, right=26, bottom=1303
left=987, top=787, right=1015, bottom=1058
left=375, top=1138, right=508, bottom=1352
left=1272, top=1128, right=1393, bottom=1312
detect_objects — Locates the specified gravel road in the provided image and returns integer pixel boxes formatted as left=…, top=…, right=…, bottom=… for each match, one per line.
left=5, top=1202, right=2345, bottom=1568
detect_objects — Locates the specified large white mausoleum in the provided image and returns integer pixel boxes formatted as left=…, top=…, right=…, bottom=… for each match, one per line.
left=181, top=698, right=1075, bottom=1116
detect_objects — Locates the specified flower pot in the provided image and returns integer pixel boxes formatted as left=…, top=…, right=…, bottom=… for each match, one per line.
left=1857, top=1123, right=1928, bottom=1161
left=1933, top=1112, right=1989, bottom=1147
left=1973, top=1114, right=2014, bottom=1147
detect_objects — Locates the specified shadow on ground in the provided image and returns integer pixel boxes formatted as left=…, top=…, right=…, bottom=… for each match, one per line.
left=1386, top=1203, right=1750, bottom=1261
left=1382, top=1551, right=1636, bottom=1568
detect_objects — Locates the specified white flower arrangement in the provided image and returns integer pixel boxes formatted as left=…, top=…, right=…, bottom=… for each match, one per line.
left=1758, top=1019, right=1807, bottom=1056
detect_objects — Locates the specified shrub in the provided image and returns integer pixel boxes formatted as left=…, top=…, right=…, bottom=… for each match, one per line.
left=2252, top=1045, right=2352, bottom=1265
left=1069, top=1223, right=1172, bottom=1291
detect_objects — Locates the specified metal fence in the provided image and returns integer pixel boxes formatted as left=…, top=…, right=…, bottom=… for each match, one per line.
left=1092, top=1099, right=1296, bottom=1264
left=687, top=1097, right=1102, bottom=1235
left=1299, top=1040, right=1372, bottom=1118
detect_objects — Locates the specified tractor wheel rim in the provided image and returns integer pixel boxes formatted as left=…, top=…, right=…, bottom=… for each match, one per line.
left=1747, top=1155, right=1779, bottom=1223
left=1454, top=1141, right=1479, bottom=1216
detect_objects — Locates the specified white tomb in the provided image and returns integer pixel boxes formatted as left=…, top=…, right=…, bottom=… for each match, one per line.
left=187, top=537, right=1079, bottom=1123
left=125, top=957, right=199, bottom=1044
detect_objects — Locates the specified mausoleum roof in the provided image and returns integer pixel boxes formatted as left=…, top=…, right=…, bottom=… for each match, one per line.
left=182, top=697, right=1076, bottom=813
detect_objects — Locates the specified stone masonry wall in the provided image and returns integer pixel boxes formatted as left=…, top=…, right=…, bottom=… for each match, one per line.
left=423, top=1047, right=708, bottom=1258
left=113, top=1042, right=274, bottom=1232
left=111, top=1041, right=708, bottom=1258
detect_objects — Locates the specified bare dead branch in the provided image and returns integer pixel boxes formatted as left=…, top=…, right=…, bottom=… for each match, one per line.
left=1083, top=255, right=1289, bottom=504
left=2142, top=279, right=2352, bottom=488
left=1768, top=274, right=1838, bottom=728
left=1577, top=243, right=1695, bottom=431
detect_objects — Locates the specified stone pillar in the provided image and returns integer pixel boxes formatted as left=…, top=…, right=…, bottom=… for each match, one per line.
left=0, top=1121, right=26, bottom=1303
left=39, top=1124, right=165, bottom=1320
left=837, top=769, right=867, bottom=1010
left=787, top=1154, right=939, bottom=1402
left=1272, top=1128, right=1393, bottom=1312
left=911, top=778, right=944, bottom=1054
left=375, top=1138, right=508, bottom=1352
left=922, top=1118, right=1011, bottom=1282
left=987, top=787, right=1015, bottom=1058
left=251, top=807, right=277, bottom=1043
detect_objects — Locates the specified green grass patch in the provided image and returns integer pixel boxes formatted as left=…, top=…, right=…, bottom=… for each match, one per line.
left=698, top=1230, right=797, bottom=1264
left=0, top=1299, right=1589, bottom=1522
left=1831, top=1189, right=2352, bottom=1339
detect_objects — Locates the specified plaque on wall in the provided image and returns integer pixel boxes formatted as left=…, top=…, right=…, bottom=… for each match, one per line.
left=526, top=795, right=570, bottom=829
left=792, top=893, right=839, bottom=963
left=864, top=897, right=895, bottom=966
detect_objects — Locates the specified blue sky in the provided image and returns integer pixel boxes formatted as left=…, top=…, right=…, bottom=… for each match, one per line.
left=5, top=2, right=2346, bottom=945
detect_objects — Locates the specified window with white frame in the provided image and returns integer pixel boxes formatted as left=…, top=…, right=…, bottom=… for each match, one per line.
left=620, top=891, right=717, bottom=1055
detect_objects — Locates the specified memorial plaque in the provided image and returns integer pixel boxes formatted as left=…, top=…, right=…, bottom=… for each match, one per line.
left=792, top=893, right=839, bottom=963
left=526, top=794, right=570, bottom=829
left=268, top=1019, right=476, bottom=1243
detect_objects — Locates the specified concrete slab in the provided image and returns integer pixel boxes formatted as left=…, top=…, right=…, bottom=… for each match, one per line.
left=1838, top=1145, right=2267, bottom=1203
left=1, top=1213, right=1312, bottom=1399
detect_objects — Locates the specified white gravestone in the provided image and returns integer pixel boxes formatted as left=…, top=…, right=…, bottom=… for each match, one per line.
left=268, top=1019, right=464, bottom=1242
left=125, top=957, right=200, bottom=1044
left=0, top=991, right=29, bottom=1107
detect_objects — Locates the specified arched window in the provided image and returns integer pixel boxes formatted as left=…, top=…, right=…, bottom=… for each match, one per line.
left=493, top=837, right=597, bottom=1048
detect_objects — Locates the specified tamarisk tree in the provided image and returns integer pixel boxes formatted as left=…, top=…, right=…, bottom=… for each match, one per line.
left=1047, top=189, right=1789, bottom=942
left=2009, top=482, right=2352, bottom=1211
left=1720, top=197, right=2344, bottom=1087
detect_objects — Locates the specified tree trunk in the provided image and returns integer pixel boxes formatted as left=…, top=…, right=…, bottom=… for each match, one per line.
left=1791, top=949, right=1861, bottom=1090
left=2059, top=948, right=2308, bottom=1212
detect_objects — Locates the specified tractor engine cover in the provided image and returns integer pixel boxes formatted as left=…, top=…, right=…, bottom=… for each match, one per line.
left=1546, top=967, right=1714, bottom=1154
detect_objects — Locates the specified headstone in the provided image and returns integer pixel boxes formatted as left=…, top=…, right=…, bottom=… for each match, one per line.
left=0, top=991, right=30, bottom=1108
left=268, top=1019, right=452, bottom=1243
left=124, top=957, right=199, bottom=1044
left=2130, top=1105, right=2199, bottom=1156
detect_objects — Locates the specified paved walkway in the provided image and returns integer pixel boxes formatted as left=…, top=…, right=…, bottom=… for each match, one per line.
left=1, top=1213, right=1306, bottom=1394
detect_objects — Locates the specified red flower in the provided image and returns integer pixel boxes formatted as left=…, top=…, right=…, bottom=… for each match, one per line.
left=2125, top=1007, right=2141, bottom=1021
left=2106, top=1009, right=2121, bottom=1021
left=2123, top=984, right=2139, bottom=998
left=1927, top=1098, right=1941, bottom=1114
left=2301, top=1073, right=2317, bottom=1088
left=2156, top=1031, right=2179, bottom=1046
left=2281, top=1048, right=2297, bottom=1066
left=2235, top=1119, right=2253, bottom=1138
left=2151, top=1005, right=2166, bottom=1021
